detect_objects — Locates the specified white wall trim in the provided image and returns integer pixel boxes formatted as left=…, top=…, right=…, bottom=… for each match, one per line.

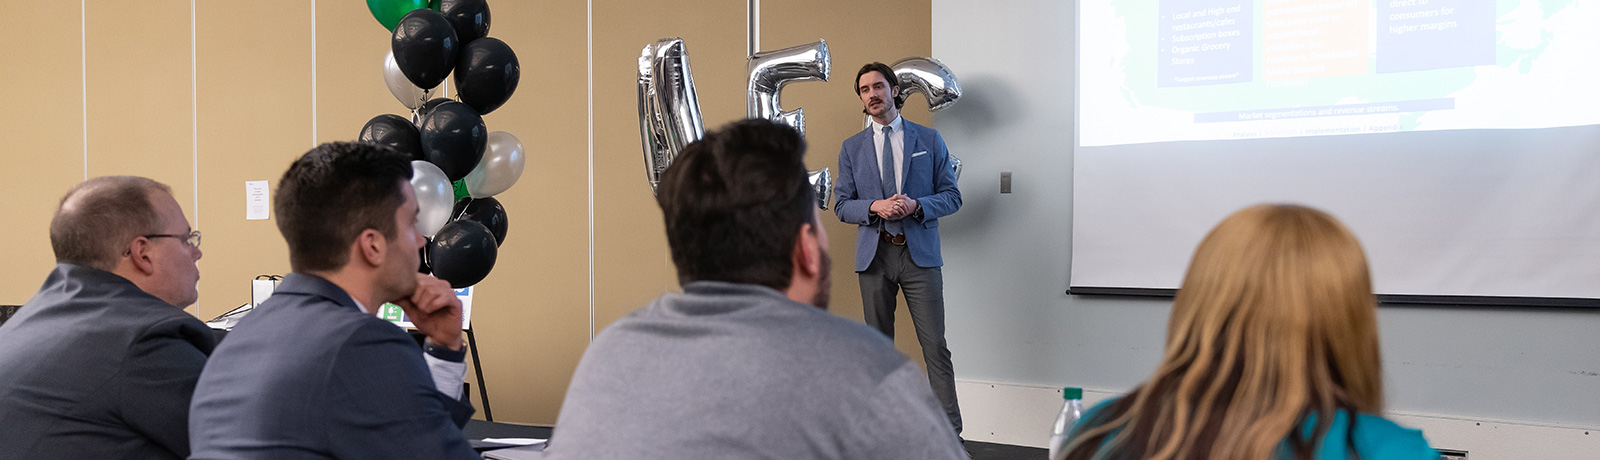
left=309, top=0, right=317, bottom=147
left=1386, top=411, right=1599, bottom=459
left=81, top=0, right=88, bottom=180
left=586, top=0, right=596, bottom=343
left=191, top=0, right=199, bottom=227
left=956, top=379, right=1599, bottom=459
left=955, top=379, right=1118, bottom=449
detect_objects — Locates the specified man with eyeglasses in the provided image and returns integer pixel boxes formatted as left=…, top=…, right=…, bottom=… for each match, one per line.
left=0, top=176, right=212, bottom=460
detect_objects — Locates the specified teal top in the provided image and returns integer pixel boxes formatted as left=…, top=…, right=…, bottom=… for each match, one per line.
left=1070, top=399, right=1438, bottom=460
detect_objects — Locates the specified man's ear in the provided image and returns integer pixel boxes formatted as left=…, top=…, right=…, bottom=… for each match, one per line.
left=354, top=229, right=389, bottom=268
left=126, top=237, right=157, bottom=275
left=794, top=223, right=823, bottom=279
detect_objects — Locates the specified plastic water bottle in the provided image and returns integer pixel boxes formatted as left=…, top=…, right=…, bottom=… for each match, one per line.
left=1046, top=387, right=1083, bottom=460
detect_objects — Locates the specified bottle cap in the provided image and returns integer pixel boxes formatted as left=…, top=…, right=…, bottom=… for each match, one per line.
left=1063, top=387, right=1082, bottom=399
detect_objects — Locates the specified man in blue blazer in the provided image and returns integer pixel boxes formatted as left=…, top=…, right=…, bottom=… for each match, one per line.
left=0, top=176, right=211, bottom=460
left=189, top=142, right=477, bottom=460
left=835, top=62, right=964, bottom=436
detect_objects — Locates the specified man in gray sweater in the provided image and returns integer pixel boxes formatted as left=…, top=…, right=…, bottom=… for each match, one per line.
left=544, top=119, right=966, bottom=459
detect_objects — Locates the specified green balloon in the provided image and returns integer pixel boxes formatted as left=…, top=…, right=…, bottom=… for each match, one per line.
left=367, top=0, right=430, bottom=31
left=452, top=179, right=469, bottom=200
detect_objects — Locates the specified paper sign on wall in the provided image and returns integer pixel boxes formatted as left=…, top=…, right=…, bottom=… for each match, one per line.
left=245, top=181, right=270, bottom=220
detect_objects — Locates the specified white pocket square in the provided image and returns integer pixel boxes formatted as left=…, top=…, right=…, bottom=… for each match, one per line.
left=912, top=151, right=928, bottom=158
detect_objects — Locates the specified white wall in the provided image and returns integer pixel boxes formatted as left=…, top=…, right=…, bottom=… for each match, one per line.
left=931, top=0, right=1600, bottom=453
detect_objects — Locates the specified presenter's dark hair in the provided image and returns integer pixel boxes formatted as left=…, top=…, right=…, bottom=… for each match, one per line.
left=657, top=118, right=815, bottom=290
left=50, top=176, right=173, bottom=270
left=275, top=141, right=413, bottom=273
left=855, top=62, right=904, bottom=109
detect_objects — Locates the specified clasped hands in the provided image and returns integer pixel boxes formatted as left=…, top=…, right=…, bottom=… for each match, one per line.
left=870, top=194, right=920, bottom=221
left=394, top=273, right=465, bottom=351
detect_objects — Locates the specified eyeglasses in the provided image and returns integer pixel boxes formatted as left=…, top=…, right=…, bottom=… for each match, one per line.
left=144, top=230, right=202, bottom=249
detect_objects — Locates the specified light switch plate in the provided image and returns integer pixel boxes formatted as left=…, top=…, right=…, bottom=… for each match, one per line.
left=1000, top=171, right=1012, bottom=194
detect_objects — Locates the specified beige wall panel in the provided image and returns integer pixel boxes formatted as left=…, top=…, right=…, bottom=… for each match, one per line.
left=591, top=1, right=749, bottom=330
left=193, top=4, right=312, bottom=318
left=762, top=0, right=934, bottom=365
left=316, top=1, right=404, bottom=145
left=0, top=5, right=86, bottom=303
left=451, top=1, right=593, bottom=425
left=83, top=2, right=196, bottom=283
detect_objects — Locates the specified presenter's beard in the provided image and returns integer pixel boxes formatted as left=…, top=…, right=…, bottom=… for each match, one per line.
left=812, top=252, right=832, bottom=309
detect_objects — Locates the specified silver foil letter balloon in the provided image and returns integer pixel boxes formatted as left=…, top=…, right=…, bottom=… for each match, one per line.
left=891, top=56, right=961, bottom=111
left=863, top=56, right=964, bottom=130
left=637, top=38, right=705, bottom=194
left=808, top=168, right=833, bottom=210
left=747, top=40, right=830, bottom=136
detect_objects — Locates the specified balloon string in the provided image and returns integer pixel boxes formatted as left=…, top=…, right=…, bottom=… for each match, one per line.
left=453, top=197, right=474, bottom=221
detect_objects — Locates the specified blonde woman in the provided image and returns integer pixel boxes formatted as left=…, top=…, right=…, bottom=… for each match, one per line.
left=1063, top=205, right=1436, bottom=460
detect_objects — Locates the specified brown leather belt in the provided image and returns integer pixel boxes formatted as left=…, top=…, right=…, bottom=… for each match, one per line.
left=879, top=231, right=906, bottom=246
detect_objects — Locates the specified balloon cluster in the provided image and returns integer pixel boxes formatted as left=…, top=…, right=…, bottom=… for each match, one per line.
left=361, top=0, right=525, bottom=288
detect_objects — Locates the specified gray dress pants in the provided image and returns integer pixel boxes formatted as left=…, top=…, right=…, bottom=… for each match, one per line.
left=858, top=239, right=963, bottom=435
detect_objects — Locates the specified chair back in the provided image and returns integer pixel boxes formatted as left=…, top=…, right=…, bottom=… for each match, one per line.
left=0, top=305, right=20, bottom=326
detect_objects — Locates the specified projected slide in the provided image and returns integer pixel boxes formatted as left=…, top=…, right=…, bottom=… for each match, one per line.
left=1079, top=0, right=1600, bottom=147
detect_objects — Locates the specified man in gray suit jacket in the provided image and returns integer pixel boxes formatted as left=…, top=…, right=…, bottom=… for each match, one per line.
left=0, top=176, right=212, bottom=460
left=835, top=62, right=965, bottom=437
left=189, top=142, right=476, bottom=460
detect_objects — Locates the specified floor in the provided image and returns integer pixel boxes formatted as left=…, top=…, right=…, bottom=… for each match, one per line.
left=466, top=420, right=1051, bottom=459
left=968, top=440, right=1048, bottom=460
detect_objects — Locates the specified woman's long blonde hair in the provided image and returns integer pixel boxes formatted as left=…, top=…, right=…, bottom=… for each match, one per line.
left=1064, top=204, right=1384, bottom=460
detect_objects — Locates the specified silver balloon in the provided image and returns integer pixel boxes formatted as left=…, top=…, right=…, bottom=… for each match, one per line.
left=747, top=40, right=830, bottom=135
left=464, top=131, right=525, bottom=198
left=950, top=154, right=963, bottom=181
left=892, top=56, right=961, bottom=111
left=863, top=57, right=964, bottom=129
left=385, top=50, right=435, bottom=109
left=808, top=168, right=832, bottom=210
left=637, top=38, right=705, bottom=194
left=411, top=160, right=455, bottom=238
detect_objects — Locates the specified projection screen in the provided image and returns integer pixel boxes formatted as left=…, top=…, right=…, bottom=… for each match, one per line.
left=1071, top=0, right=1600, bottom=302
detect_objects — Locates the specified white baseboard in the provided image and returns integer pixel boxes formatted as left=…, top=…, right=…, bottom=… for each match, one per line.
left=1385, top=411, right=1599, bottom=459
left=956, top=379, right=1600, bottom=459
left=955, top=379, right=1119, bottom=448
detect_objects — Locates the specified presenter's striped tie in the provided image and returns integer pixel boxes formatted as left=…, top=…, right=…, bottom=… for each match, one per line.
left=880, top=125, right=901, bottom=236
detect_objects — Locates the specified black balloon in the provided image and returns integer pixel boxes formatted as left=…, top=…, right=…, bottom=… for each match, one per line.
left=454, top=37, right=520, bottom=115
left=411, top=97, right=453, bottom=125
left=437, top=0, right=491, bottom=45
left=428, top=220, right=497, bottom=288
left=359, top=114, right=425, bottom=161
left=391, top=9, right=458, bottom=90
left=451, top=197, right=507, bottom=246
left=418, top=97, right=453, bottom=117
left=419, top=101, right=487, bottom=181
